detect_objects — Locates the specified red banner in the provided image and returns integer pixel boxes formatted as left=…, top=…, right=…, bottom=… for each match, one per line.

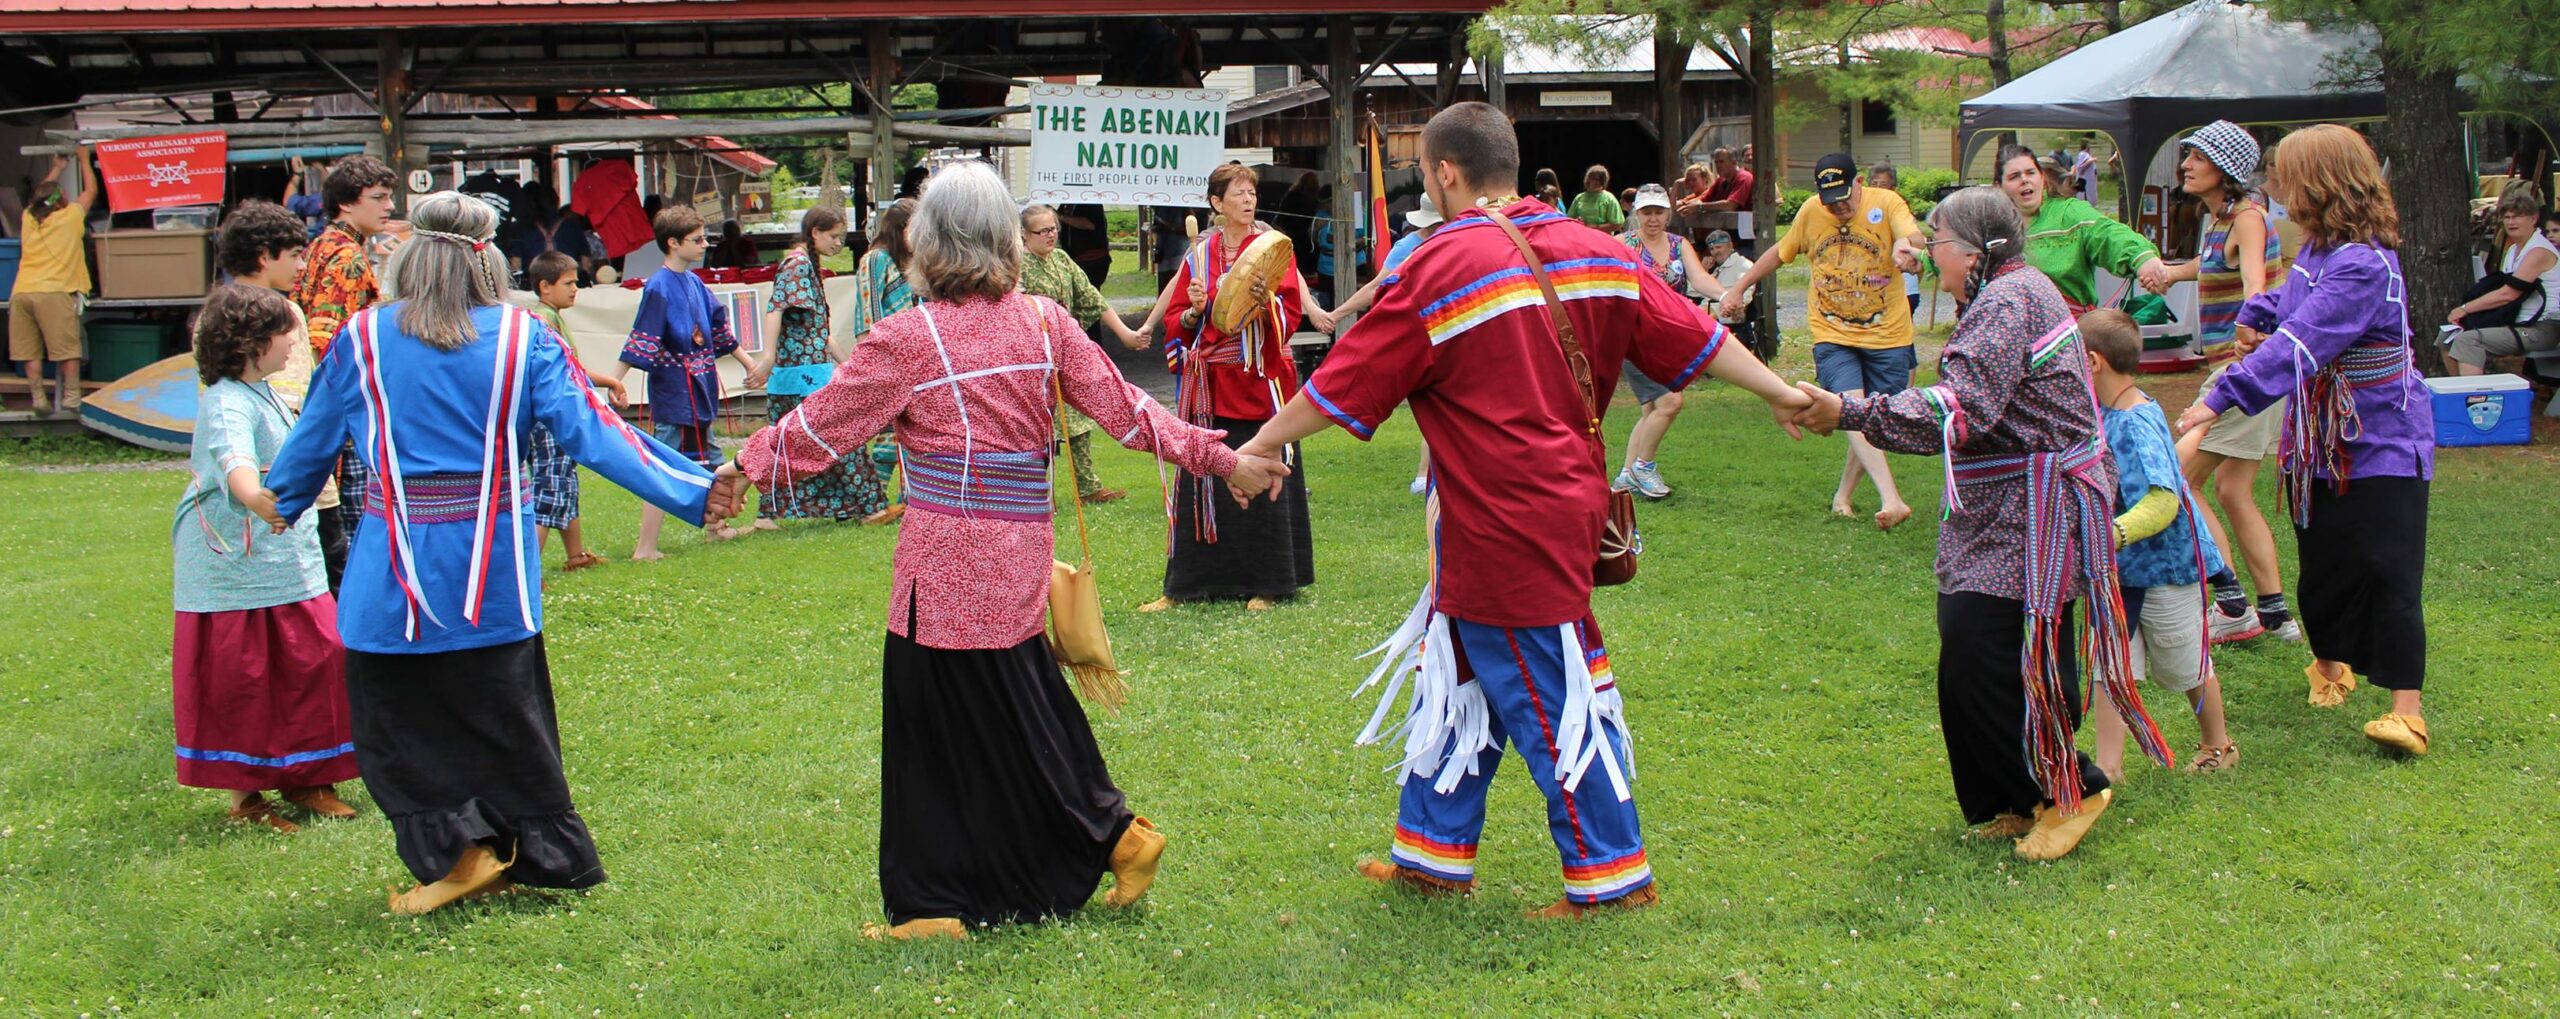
left=94, top=132, right=228, bottom=212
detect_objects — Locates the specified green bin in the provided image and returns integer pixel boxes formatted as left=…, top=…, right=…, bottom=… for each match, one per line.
left=86, top=321, right=167, bottom=382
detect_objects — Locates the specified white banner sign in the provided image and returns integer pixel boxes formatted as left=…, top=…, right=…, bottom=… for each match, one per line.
left=1027, top=83, right=1230, bottom=207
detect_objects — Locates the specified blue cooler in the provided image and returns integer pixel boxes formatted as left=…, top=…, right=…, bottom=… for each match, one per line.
left=0, top=239, right=20, bottom=295
left=2423, top=374, right=2533, bottom=447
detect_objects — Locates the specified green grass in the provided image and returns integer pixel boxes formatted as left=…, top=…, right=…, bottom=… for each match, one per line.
left=6, top=356, right=2560, bottom=1015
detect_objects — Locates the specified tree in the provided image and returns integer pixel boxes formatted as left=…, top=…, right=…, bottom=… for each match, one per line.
left=2266, top=0, right=2560, bottom=374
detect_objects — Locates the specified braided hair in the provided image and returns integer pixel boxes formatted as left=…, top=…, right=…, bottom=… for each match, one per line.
left=1928, top=186, right=2027, bottom=308
left=385, top=191, right=511, bottom=350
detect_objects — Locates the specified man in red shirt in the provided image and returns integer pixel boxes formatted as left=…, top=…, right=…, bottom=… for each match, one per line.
left=1684, top=146, right=1755, bottom=215
left=1237, top=102, right=1810, bottom=918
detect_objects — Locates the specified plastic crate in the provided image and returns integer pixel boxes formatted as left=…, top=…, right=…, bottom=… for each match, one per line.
left=0, top=239, right=20, bottom=295
left=86, top=320, right=168, bottom=382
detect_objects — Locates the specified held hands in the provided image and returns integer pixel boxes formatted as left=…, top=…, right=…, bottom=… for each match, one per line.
left=1225, top=451, right=1292, bottom=507
left=1305, top=304, right=1338, bottom=335
left=2135, top=259, right=2172, bottom=295
left=247, top=488, right=288, bottom=534
left=1768, top=385, right=1813, bottom=440
left=708, top=462, right=749, bottom=521
left=1716, top=289, right=1750, bottom=323
left=2232, top=325, right=2266, bottom=357
left=2173, top=400, right=2219, bottom=437
left=1790, top=381, right=1845, bottom=436
left=1891, top=237, right=1924, bottom=276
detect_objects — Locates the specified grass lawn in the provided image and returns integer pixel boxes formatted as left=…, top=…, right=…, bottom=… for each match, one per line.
left=5, top=348, right=2559, bottom=1015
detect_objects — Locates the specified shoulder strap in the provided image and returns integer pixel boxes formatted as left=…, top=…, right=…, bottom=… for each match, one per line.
left=1481, top=208, right=1603, bottom=443
left=1037, top=297, right=1097, bottom=569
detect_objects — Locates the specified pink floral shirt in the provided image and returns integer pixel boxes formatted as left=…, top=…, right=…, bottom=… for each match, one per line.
left=737, top=293, right=1239, bottom=649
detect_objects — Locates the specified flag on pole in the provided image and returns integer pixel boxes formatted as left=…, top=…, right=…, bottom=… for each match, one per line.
left=1367, top=117, right=1391, bottom=275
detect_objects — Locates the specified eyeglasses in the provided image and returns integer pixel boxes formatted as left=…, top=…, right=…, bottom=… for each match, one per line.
left=1029, top=226, right=1061, bottom=236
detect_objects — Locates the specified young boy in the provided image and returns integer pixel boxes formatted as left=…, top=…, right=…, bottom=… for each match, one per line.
left=526, top=250, right=628, bottom=570
left=609, top=205, right=759, bottom=560
left=217, top=199, right=353, bottom=593
left=1567, top=164, right=1624, bottom=231
left=2083, top=309, right=2238, bottom=780
left=289, top=155, right=397, bottom=547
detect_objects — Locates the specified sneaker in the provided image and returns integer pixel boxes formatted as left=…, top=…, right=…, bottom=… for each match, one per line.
left=1409, top=476, right=1429, bottom=496
left=1611, top=470, right=1636, bottom=494
left=1628, top=461, right=1671, bottom=500
left=2266, top=617, right=2304, bottom=642
left=2207, top=604, right=2265, bottom=644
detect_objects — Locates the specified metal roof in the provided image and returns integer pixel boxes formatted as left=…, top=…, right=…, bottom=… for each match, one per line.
left=0, top=0, right=1491, bottom=33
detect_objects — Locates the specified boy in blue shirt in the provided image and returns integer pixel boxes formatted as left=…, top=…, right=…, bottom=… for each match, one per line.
left=607, top=205, right=761, bottom=559
left=2083, top=310, right=2238, bottom=780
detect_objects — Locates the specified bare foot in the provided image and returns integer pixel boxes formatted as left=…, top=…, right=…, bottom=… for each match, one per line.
left=703, top=524, right=739, bottom=543
left=1831, top=497, right=1858, bottom=519
left=631, top=548, right=665, bottom=563
left=862, top=506, right=905, bottom=527
left=1876, top=503, right=1914, bottom=531
left=1137, top=597, right=1177, bottom=613
left=749, top=518, right=781, bottom=532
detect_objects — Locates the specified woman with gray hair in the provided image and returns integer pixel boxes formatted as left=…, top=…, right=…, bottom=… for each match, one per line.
left=728, top=162, right=1289, bottom=940
left=1794, top=186, right=2169, bottom=863
left=263, top=190, right=742, bottom=915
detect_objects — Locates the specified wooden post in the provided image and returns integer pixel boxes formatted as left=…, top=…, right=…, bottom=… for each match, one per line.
left=1654, top=21, right=1685, bottom=189
left=377, top=30, right=422, bottom=214
left=867, top=23, right=900, bottom=210
left=1480, top=48, right=1505, bottom=119
left=1329, top=15, right=1360, bottom=309
left=1747, top=8, right=1779, bottom=360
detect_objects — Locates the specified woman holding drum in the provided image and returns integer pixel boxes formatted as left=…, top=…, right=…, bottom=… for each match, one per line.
left=1145, top=163, right=1318, bottom=613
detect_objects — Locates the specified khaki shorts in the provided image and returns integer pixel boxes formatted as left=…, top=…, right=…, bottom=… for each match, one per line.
left=8, top=292, right=84, bottom=362
left=2130, top=582, right=2211, bottom=694
left=2196, top=363, right=2283, bottom=460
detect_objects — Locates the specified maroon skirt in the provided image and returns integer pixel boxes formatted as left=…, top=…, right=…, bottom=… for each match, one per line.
left=172, top=597, right=358, bottom=791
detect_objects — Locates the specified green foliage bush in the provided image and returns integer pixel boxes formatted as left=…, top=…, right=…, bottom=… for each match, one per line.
left=1895, top=168, right=1960, bottom=217
left=1775, top=186, right=1814, bottom=223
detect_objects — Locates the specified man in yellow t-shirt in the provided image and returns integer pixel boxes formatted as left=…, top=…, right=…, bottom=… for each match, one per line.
left=1718, top=152, right=1929, bottom=530
left=11, top=148, right=97, bottom=416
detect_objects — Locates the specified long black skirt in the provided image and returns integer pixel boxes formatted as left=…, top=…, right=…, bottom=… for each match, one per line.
left=2296, top=476, right=2429, bottom=690
left=1164, top=416, right=1315, bottom=602
left=880, top=627, right=1134, bottom=926
left=345, top=635, right=605, bottom=889
left=1936, top=593, right=2110, bottom=826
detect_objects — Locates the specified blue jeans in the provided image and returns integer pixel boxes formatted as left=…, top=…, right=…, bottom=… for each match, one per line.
left=1813, top=342, right=1918, bottom=396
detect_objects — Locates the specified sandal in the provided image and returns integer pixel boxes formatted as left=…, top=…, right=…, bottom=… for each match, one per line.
left=561, top=551, right=605, bottom=572
left=2183, top=743, right=2241, bottom=774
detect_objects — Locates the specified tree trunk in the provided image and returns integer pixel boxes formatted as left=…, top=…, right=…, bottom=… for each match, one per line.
left=1656, top=23, right=1687, bottom=188
left=1985, top=0, right=2016, bottom=151
left=1749, top=7, right=1780, bottom=362
left=2099, top=0, right=2124, bottom=34
left=2373, top=51, right=2469, bottom=376
left=1985, top=0, right=2014, bottom=87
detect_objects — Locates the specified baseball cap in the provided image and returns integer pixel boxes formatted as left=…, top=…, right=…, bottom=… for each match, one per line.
left=1814, top=153, right=1857, bottom=205
left=1632, top=184, right=1673, bottom=212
